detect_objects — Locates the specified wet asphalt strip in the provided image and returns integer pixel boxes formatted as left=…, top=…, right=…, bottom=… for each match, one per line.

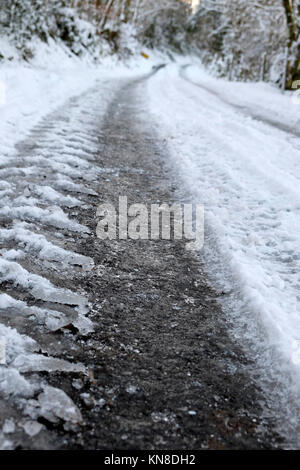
left=48, top=69, right=282, bottom=449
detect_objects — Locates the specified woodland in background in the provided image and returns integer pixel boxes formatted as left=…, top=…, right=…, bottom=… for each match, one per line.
left=0, top=0, right=300, bottom=89
left=0, top=0, right=193, bottom=58
left=191, top=0, right=300, bottom=89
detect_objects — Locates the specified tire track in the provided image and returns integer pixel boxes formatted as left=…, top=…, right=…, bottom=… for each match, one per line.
left=0, top=77, right=126, bottom=449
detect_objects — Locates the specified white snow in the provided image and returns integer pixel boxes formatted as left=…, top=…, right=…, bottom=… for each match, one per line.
left=147, top=61, right=300, bottom=443
left=184, top=64, right=300, bottom=133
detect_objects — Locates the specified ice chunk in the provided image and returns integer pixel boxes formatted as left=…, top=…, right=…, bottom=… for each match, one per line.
left=0, top=368, right=36, bottom=398
left=0, top=258, right=89, bottom=307
left=0, top=224, right=94, bottom=267
left=0, top=205, right=90, bottom=233
left=0, top=432, right=13, bottom=450
left=37, top=386, right=83, bottom=424
left=22, top=421, right=44, bottom=437
left=12, top=354, right=86, bottom=374
left=0, top=294, right=25, bottom=310
left=2, top=419, right=15, bottom=434
left=33, top=185, right=82, bottom=208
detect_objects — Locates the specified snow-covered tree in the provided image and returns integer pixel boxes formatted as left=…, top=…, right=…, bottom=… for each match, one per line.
left=191, top=0, right=289, bottom=85
left=282, top=0, right=300, bottom=87
left=134, top=0, right=192, bottom=51
left=0, top=1, right=100, bottom=57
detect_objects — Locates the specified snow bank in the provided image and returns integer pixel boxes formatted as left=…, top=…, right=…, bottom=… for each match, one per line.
left=185, top=63, right=300, bottom=134
left=147, top=62, right=300, bottom=445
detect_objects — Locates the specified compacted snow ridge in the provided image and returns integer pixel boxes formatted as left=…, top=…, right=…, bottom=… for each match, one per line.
left=147, top=62, right=300, bottom=445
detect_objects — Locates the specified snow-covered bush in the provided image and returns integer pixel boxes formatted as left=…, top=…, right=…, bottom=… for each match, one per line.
left=0, top=0, right=100, bottom=58
left=52, top=7, right=98, bottom=56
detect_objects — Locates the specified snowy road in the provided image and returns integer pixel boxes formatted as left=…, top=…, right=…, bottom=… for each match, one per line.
left=0, top=60, right=299, bottom=448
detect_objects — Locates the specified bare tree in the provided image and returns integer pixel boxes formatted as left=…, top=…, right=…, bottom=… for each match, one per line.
left=282, top=0, right=300, bottom=87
